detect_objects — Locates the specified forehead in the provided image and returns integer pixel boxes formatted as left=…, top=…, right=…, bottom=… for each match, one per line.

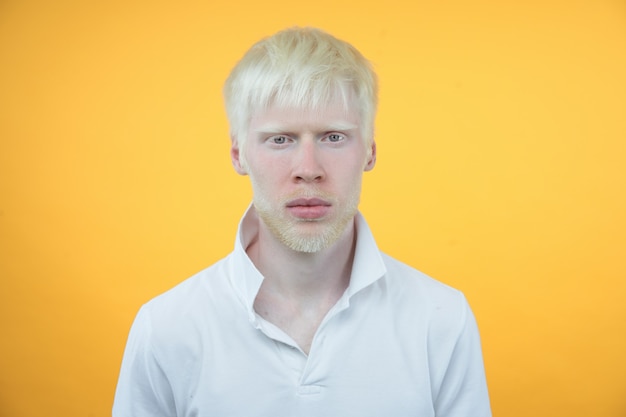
left=248, top=101, right=361, bottom=133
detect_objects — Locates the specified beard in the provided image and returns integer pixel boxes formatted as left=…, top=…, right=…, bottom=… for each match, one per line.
left=251, top=181, right=361, bottom=253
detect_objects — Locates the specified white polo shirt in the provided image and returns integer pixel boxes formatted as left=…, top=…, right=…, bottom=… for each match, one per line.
left=113, top=208, right=491, bottom=417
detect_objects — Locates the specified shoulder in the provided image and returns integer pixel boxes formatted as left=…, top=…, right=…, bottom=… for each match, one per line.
left=121, top=254, right=246, bottom=373
left=377, top=253, right=473, bottom=335
left=149, top=257, right=229, bottom=308
left=380, top=253, right=465, bottom=304
left=134, top=255, right=237, bottom=342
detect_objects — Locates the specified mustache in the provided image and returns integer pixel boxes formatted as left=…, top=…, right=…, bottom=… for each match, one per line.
left=282, top=189, right=337, bottom=203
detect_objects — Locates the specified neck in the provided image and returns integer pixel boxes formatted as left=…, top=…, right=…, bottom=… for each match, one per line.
left=248, top=218, right=356, bottom=302
left=246, top=211, right=358, bottom=354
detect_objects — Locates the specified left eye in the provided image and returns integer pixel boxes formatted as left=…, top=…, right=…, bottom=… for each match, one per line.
left=327, top=134, right=343, bottom=142
left=271, top=136, right=288, bottom=144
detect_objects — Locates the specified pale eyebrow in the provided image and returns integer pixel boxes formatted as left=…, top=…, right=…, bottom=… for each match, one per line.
left=252, top=125, right=290, bottom=135
left=253, top=122, right=358, bottom=135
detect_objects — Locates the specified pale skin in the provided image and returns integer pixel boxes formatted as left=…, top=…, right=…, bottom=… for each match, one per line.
left=231, top=101, right=376, bottom=354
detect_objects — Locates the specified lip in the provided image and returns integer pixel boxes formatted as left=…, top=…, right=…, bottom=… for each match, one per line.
left=286, top=198, right=332, bottom=207
left=285, top=198, right=332, bottom=219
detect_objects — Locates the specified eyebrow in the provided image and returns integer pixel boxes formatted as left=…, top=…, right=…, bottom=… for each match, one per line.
left=254, top=122, right=359, bottom=134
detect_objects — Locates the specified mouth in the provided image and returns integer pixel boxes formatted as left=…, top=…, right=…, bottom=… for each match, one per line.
left=285, top=198, right=332, bottom=219
left=286, top=198, right=332, bottom=208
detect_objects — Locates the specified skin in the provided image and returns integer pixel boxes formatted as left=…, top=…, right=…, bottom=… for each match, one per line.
left=230, top=99, right=376, bottom=354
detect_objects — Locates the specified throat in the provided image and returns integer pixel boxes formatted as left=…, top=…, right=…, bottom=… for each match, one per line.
left=247, top=209, right=358, bottom=353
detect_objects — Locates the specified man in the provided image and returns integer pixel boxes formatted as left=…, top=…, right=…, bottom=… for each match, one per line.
left=113, top=27, right=491, bottom=416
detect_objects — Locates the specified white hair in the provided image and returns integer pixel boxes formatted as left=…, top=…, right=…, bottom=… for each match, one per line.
left=223, top=27, right=378, bottom=151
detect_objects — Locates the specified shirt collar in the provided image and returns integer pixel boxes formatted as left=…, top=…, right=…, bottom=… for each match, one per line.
left=347, top=211, right=388, bottom=297
left=229, top=206, right=387, bottom=322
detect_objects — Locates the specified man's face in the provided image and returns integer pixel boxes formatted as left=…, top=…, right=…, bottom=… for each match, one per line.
left=232, top=100, right=376, bottom=253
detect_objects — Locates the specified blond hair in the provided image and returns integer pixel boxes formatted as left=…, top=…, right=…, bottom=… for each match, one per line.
left=223, top=27, right=378, bottom=149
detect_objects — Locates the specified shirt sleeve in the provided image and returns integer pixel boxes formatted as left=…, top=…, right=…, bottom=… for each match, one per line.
left=113, top=306, right=177, bottom=417
left=433, top=295, right=492, bottom=417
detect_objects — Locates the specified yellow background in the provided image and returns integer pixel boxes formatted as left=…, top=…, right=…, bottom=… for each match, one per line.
left=1, top=0, right=625, bottom=416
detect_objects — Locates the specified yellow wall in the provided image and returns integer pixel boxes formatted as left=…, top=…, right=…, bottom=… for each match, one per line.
left=1, top=1, right=625, bottom=416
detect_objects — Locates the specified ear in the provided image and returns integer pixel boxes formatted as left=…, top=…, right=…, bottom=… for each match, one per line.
left=231, top=136, right=248, bottom=175
left=364, top=141, right=377, bottom=171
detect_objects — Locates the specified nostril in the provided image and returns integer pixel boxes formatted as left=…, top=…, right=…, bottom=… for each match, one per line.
left=294, top=173, right=324, bottom=183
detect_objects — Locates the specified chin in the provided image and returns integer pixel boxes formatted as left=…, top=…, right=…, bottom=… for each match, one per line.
left=255, top=199, right=358, bottom=253
left=283, top=234, right=334, bottom=253
left=278, top=219, right=352, bottom=253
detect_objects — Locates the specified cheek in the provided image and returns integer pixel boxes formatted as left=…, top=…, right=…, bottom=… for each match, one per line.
left=340, top=156, right=368, bottom=178
left=248, top=166, right=278, bottom=186
left=336, top=167, right=365, bottom=194
left=247, top=166, right=282, bottom=199
left=248, top=155, right=293, bottom=183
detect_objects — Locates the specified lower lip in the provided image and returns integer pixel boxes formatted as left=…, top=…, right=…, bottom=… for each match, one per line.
left=287, top=205, right=331, bottom=219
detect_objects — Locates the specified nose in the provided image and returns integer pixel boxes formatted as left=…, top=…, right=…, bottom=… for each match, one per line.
left=293, top=140, right=325, bottom=183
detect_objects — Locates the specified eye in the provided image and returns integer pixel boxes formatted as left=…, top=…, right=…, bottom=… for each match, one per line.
left=269, top=135, right=289, bottom=145
left=326, top=133, right=344, bottom=143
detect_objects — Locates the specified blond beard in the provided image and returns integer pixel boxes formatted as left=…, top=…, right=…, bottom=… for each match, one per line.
left=251, top=184, right=361, bottom=253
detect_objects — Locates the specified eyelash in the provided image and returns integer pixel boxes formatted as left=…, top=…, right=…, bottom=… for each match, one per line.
left=267, top=133, right=345, bottom=145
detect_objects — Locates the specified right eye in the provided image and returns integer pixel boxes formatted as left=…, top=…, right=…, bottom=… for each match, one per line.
left=269, top=135, right=289, bottom=145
